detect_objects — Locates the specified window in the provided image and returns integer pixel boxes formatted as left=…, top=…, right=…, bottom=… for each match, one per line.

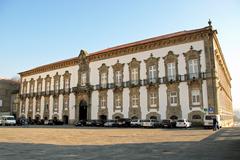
left=115, top=94, right=121, bottom=108
left=55, top=80, right=59, bottom=92
left=188, top=59, right=199, bottom=79
left=167, top=63, right=176, bottom=80
left=53, top=98, right=58, bottom=112
left=30, top=84, right=34, bottom=93
left=169, top=91, right=178, bottom=106
left=149, top=65, right=157, bottom=83
left=64, top=98, right=69, bottom=110
left=131, top=68, right=138, bottom=84
left=100, top=96, right=107, bottom=109
left=37, top=83, right=42, bottom=94
left=46, top=81, right=50, bottom=92
left=191, top=89, right=200, bottom=105
left=150, top=92, right=157, bottom=107
left=192, top=115, right=201, bottom=120
left=64, top=78, right=70, bottom=91
left=81, top=73, right=87, bottom=86
left=132, top=94, right=139, bottom=108
left=21, top=102, right=25, bottom=112
left=24, top=85, right=27, bottom=94
left=101, top=72, right=107, bottom=88
left=115, top=71, right=122, bottom=86
left=36, top=99, right=40, bottom=112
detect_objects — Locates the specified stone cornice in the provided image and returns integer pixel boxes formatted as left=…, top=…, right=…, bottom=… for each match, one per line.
left=19, top=26, right=212, bottom=77
left=213, top=33, right=232, bottom=82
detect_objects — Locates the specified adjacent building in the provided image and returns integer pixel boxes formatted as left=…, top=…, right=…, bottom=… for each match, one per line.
left=0, top=78, right=20, bottom=117
left=18, top=22, right=233, bottom=126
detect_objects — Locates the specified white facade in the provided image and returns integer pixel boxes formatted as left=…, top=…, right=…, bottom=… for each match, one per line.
left=19, top=26, right=219, bottom=125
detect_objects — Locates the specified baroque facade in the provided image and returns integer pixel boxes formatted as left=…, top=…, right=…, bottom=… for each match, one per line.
left=18, top=22, right=233, bottom=126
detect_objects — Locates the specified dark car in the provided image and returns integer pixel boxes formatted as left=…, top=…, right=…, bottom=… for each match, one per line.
left=161, top=119, right=176, bottom=128
left=75, top=120, right=86, bottom=127
left=85, top=120, right=94, bottom=126
left=104, top=120, right=118, bottom=127
left=117, top=118, right=131, bottom=127
left=47, top=120, right=54, bottom=125
left=53, top=120, right=64, bottom=125
left=92, top=119, right=105, bottom=127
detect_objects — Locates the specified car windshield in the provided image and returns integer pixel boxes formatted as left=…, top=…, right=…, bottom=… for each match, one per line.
left=177, top=120, right=184, bottom=122
left=162, top=120, right=170, bottom=123
left=205, top=115, right=216, bottom=120
left=131, top=120, right=138, bottom=122
left=142, top=120, right=150, bottom=122
left=6, top=117, right=15, bottom=120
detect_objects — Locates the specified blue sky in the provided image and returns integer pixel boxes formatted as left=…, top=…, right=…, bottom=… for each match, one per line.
left=0, top=0, right=240, bottom=110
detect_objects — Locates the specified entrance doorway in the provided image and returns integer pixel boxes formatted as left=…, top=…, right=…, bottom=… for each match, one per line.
left=99, top=115, right=107, bottom=120
left=63, top=115, right=69, bottom=124
left=79, top=100, right=88, bottom=121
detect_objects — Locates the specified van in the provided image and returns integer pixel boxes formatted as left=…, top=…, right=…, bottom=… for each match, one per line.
left=1, top=115, right=16, bottom=126
left=204, top=114, right=221, bottom=129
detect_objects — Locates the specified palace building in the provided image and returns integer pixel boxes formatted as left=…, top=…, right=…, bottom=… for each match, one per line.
left=18, top=22, right=233, bottom=126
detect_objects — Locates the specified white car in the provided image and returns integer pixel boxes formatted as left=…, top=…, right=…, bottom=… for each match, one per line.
left=130, top=119, right=141, bottom=127
left=141, top=119, right=160, bottom=128
left=204, top=114, right=222, bottom=129
left=176, top=119, right=191, bottom=128
left=1, top=116, right=16, bottom=126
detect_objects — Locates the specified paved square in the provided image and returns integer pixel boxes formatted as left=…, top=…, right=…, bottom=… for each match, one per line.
left=0, top=127, right=239, bottom=160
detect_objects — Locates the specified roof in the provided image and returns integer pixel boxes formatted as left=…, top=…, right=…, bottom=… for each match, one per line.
left=19, top=26, right=212, bottom=77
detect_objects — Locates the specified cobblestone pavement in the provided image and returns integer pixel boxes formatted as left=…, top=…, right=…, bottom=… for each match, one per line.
left=0, top=127, right=239, bottom=160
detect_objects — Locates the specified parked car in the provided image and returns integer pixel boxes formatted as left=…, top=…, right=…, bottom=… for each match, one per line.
left=47, top=120, right=54, bottom=125
left=104, top=120, right=118, bottom=127
left=161, top=119, right=174, bottom=128
left=93, top=119, right=106, bottom=127
left=130, top=119, right=142, bottom=127
left=53, top=120, right=64, bottom=125
left=141, top=119, right=161, bottom=128
left=204, top=114, right=222, bottom=129
left=176, top=119, right=191, bottom=128
left=117, top=118, right=131, bottom=127
left=1, top=115, right=16, bottom=126
left=85, top=120, right=94, bottom=126
left=75, top=120, right=86, bottom=127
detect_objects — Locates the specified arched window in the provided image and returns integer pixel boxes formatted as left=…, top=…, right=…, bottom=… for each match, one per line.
left=131, top=116, right=138, bottom=120
left=170, top=115, right=178, bottom=120
left=115, top=116, right=120, bottom=120
left=192, top=114, right=201, bottom=120
left=150, top=116, right=157, bottom=120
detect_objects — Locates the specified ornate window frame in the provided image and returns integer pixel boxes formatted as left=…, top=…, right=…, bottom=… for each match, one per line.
left=21, top=99, right=26, bottom=113
left=147, top=85, right=159, bottom=111
left=45, top=75, right=51, bottom=94
left=22, top=79, right=28, bottom=94
left=78, top=50, right=89, bottom=87
left=97, top=90, right=108, bottom=118
left=188, top=81, right=203, bottom=109
left=183, top=46, right=202, bottom=80
left=166, top=83, right=182, bottom=119
left=44, top=96, right=50, bottom=114
left=36, top=97, right=41, bottom=113
left=144, top=54, right=160, bottom=84
left=98, top=63, right=109, bottom=88
left=29, top=78, right=35, bottom=94
left=128, top=58, right=141, bottom=86
left=37, top=76, right=43, bottom=95
left=53, top=72, right=61, bottom=94
left=63, top=71, right=71, bottom=93
left=129, top=87, right=141, bottom=119
left=28, top=98, right=33, bottom=114
left=113, top=89, right=123, bottom=112
left=53, top=96, right=59, bottom=113
left=63, top=95, right=69, bottom=116
left=112, top=60, right=124, bottom=87
left=163, top=51, right=179, bottom=81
